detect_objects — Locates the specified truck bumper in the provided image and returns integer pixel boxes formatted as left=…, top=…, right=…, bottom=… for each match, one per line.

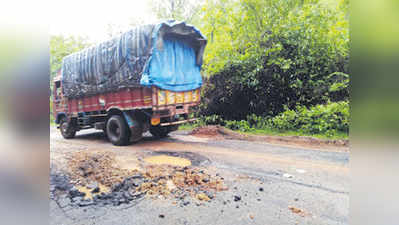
left=160, top=118, right=197, bottom=126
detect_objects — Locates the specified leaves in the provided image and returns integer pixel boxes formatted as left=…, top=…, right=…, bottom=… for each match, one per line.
left=50, top=35, right=91, bottom=80
left=199, top=0, right=349, bottom=120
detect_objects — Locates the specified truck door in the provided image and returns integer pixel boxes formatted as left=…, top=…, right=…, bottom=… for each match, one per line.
left=53, top=80, right=62, bottom=112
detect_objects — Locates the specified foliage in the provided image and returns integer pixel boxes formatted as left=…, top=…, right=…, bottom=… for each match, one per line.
left=48, top=0, right=351, bottom=139
left=194, top=101, right=349, bottom=137
left=198, top=0, right=349, bottom=120
left=149, top=0, right=205, bottom=24
left=269, top=101, right=349, bottom=136
left=50, top=35, right=91, bottom=81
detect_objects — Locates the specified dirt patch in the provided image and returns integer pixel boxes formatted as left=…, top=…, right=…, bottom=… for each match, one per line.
left=191, top=126, right=225, bottom=139
left=53, top=151, right=227, bottom=207
left=67, top=151, right=133, bottom=187
left=191, top=126, right=349, bottom=150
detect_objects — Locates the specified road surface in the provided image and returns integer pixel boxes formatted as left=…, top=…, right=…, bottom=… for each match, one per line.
left=50, top=126, right=349, bottom=225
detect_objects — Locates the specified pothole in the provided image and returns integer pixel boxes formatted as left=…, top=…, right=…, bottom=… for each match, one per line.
left=75, top=184, right=110, bottom=200
left=147, top=151, right=211, bottom=167
left=51, top=151, right=226, bottom=208
left=143, top=155, right=192, bottom=167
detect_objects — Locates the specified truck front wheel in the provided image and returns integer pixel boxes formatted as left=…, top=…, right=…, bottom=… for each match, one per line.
left=60, top=118, right=76, bottom=139
left=106, top=115, right=130, bottom=146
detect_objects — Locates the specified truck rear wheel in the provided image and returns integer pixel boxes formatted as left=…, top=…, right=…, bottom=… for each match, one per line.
left=60, top=118, right=76, bottom=139
left=106, top=115, right=130, bottom=146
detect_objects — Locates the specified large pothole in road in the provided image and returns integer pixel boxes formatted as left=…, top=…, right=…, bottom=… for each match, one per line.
left=50, top=151, right=225, bottom=208
left=143, top=151, right=211, bottom=167
left=144, top=155, right=192, bottom=167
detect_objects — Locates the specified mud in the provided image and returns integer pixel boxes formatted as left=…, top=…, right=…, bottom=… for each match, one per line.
left=143, top=155, right=192, bottom=167
left=191, top=125, right=225, bottom=138
left=191, top=125, right=349, bottom=150
left=67, top=151, right=133, bottom=187
left=146, top=151, right=211, bottom=167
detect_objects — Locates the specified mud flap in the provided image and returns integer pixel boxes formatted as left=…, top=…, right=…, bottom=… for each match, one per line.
left=123, top=112, right=143, bottom=142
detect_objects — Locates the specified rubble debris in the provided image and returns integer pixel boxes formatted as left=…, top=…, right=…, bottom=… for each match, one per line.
left=67, top=151, right=133, bottom=187
left=196, top=193, right=210, bottom=201
left=75, top=184, right=110, bottom=200
left=64, top=151, right=228, bottom=207
left=288, top=206, right=308, bottom=217
left=234, top=195, right=241, bottom=202
left=92, top=187, right=100, bottom=193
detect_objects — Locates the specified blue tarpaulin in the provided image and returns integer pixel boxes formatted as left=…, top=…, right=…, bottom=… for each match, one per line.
left=61, top=21, right=207, bottom=98
left=141, top=38, right=202, bottom=92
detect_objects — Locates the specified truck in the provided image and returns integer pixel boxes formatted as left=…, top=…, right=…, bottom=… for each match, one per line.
left=52, top=21, right=207, bottom=146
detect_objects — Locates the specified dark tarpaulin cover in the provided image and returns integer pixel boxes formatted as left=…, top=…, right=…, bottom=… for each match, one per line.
left=61, top=21, right=207, bottom=98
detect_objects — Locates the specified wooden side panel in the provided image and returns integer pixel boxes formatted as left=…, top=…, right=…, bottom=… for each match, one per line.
left=151, top=87, right=201, bottom=112
left=61, top=87, right=153, bottom=115
left=56, top=86, right=199, bottom=116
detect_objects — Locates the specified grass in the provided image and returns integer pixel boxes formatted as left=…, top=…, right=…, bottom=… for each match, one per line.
left=178, top=123, right=348, bottom=140
left=239, top=128, right=348, bottom=140
left=178, top=124, right=195, bottom=131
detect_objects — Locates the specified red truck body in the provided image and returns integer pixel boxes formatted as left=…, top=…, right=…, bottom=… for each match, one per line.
left=52, top=73, right=200, bottom=145
left=53, top=21, right=206, bottom=145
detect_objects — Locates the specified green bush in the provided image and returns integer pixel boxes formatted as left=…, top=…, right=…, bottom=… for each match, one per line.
left=194, top=101, right=349, bottom=138
left=225, top=120, right=253, bottom=132
left=199, top=0, right=349, bottom=120
left=270, top=101, right=349, bottom=136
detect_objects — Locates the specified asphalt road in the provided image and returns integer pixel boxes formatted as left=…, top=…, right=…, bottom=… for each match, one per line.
left=50, top=126, right=349, bottom=225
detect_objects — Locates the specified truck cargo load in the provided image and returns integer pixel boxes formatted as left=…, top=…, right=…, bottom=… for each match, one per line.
left=61, top=21, right=207, bottom=98
left=53, top=20, right=207, bottom=146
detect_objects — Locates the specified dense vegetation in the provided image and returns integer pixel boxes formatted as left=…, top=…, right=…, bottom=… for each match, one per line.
left=193, top=0, right=349, bottom=138
left=50, top=0, right=349, bottom=138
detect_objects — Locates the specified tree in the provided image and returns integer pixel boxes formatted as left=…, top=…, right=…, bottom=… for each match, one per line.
left=50, top=35, right=91, bottom=80
left=149, top=0, right=204, bottom=24
left=49, top=35, right=91, bottom=91
left=199, top=0, right=350, bottom=119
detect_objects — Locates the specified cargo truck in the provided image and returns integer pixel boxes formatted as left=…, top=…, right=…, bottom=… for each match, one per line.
left=52, top=21, right=206, bottom=146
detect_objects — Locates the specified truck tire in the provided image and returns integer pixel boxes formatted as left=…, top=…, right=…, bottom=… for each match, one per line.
left=60, top=117, right=76, bottom=139
left=106, top=115, right=130, bottom=146
left=102, top=128, right=108, bottom=139
left=150, top=125, right=170, bottom=138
